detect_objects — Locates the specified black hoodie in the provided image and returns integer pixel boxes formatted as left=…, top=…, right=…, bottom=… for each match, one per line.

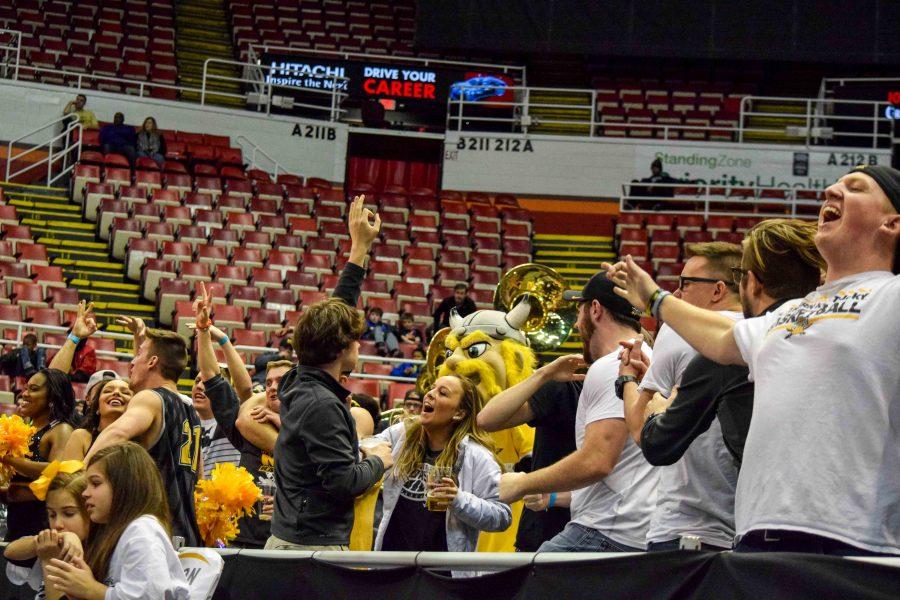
left=270, top=261, right=386, bottom=546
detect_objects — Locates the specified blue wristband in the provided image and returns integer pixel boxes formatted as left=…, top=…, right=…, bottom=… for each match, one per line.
left=67, top=333, right=80, bottom=345
left=548, top=492, right=557, bottom=509
left=218, top=336, right=229, bottom=347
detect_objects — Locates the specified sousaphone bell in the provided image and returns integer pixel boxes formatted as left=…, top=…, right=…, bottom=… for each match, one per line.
left=493, top=263, right=576, bottom=352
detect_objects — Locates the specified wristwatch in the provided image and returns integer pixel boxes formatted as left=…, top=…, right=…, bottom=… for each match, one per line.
left=615, top=375, right=638, bottom=400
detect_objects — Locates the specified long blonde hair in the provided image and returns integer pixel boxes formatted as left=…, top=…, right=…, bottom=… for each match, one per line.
left=393, top=375, right=496, bottom=482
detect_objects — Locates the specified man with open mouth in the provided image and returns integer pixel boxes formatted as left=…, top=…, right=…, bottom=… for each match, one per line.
left=604, top=165, right=900, bottom=556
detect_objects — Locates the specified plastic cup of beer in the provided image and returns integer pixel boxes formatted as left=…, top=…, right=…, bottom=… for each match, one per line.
left=424, top=465, right=453, bottom=512
left=257, top=479, right=276, bottom=521
left=359, top=436, right=385, bottom=454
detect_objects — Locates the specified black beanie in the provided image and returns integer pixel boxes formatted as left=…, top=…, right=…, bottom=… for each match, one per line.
left=848, top=165, right=900, bottom=213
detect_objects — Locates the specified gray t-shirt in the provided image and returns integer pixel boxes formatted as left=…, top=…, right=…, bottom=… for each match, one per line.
left=733, top=271, right=900, bottom=554
left=571, top=348, right=659, bottom=549
left=640, top=318, right=741, bottom=548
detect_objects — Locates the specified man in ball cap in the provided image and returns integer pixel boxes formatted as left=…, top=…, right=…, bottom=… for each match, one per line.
left=498, top=272, right=660, bottom=552
left=605, top=166, right=900, bottom=555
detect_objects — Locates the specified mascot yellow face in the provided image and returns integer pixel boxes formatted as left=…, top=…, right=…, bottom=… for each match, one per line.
left=436, top=300, right=536, bottom=402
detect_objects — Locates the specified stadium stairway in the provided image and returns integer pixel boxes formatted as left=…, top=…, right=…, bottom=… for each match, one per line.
left=528, top=90, right=594, bottom=136
left=742, top=99, right=808, bottom=144
left=175, top=0, right=244, bottom=107
left=533, top=232, right=616, bottom=359
left=0, top=180, right=156, bottom=348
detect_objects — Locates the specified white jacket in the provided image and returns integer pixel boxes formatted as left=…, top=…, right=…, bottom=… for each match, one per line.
left=374, top=423, right=512, bottom=564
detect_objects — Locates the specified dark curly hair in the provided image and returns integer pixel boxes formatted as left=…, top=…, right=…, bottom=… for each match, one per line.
left=37, top=368, right=78, bottom=426
left=292, top=297, right=366, bottom=367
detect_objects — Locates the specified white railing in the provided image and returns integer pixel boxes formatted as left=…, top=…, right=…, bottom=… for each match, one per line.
left=202, top=58, right=349, bottom=120
left=447, top=84, right=894, bottom=148
left=618, top=182, right=822, bottom=219
left=0, top=321, right=421, bottom=381
left=247, top=44, right=527, bottom=84
left=4, top=114, right=82, bottom=186
left=0, top=28, right=21, bottom=81
left=234, top=135, right=289, bottom=180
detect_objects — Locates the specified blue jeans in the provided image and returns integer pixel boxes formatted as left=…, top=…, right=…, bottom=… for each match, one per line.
left=647, top=539, right=729, bottom=552
left=735, top=530, right=894, bottom=557
left=538, top=522, right=644, bottom=553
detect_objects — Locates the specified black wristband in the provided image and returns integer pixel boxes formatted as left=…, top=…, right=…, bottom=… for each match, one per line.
left=615, top=375, right=638, bottom=400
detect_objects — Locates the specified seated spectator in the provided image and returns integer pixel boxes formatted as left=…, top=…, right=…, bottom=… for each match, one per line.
left=390, top=346, right=425, bottom=379
left=432, top=284, right=477, bottom=331
left=136, top=117, right=167, bottom=168
left=396, top=313, right=424, bottom=346
left=0, top=333, right=46, bottom=380
left=62, top=94, right=98, bottom=129
left=374, top=374, right=511, bottom=569
left=362, top=307, right=401, bottom=357
left=100, top=112, right=137, bottom=166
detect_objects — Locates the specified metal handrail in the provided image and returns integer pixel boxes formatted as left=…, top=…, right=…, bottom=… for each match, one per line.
left=4, top=114, right=82, bottom=185
left=618, top=181, right=823, bottom=220
left=234, top=134, right=289, bottom=179
left=0, top=28, right=21, bottom=80
left=202, top=58, right=349, bottom=120
left=247, top=44, right=527, bottom=82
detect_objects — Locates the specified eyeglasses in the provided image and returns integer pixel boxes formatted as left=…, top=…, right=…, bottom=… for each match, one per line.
left=677, top=276, right=722, bottom=291
left=731, top=267, right=748, bottom=287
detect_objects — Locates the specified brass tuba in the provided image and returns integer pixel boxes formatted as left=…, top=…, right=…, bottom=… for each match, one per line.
left=416, top=326, right=450, bottom=395
left=493, top=263, right=576, bottom=352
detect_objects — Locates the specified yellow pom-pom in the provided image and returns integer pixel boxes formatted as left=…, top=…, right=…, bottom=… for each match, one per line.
left=194, top=464, right=262, bottom=547
left=0, top=414, right=37, bottom=459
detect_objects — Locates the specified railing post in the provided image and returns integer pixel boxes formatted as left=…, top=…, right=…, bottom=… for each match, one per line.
left=805, top=99, right=811, bottom=146
left=872, top=102, right=878, bottom=149
left=46, top=142, right=53, bottom=186
left=201, top=59, right=208, bottom=105
left=589, top=90, right=596, bottom=137
left=738, top=96, right=747, bottom=143
left=523, top=87, right=530, bottom=135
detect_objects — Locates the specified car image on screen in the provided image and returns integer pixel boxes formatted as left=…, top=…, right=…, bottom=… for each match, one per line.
left=449, top=75, right=508, bottom=101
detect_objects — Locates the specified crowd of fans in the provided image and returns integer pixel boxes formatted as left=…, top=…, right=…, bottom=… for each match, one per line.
left=0, top=167, right=898, bottom=595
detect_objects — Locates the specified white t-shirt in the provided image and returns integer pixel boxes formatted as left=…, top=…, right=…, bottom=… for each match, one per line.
left=733, top=271, right=900, bottom=554
left=104, top=515, right=190, bottom=600
left=200, top=418, right=241, bottom=479
left=570, top=347, right=659, bottom=549
left=640, top=318, right=741, bottom=548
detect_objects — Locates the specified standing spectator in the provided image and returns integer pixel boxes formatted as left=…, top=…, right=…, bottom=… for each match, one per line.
left=362, top=307, right=401, bottom=356
left=99, top=113, right=137, bottom=166
left=498, top=273, right=658, bottom=553
left=2, top=369, right=77, bottom=561
left=136, top=117, right=166, bottom=168
left=605, top=165, right=900, bottom=556
left=396, top=313, right=424, bottom=346
left=0, top=333, right=46, bottom=379
left=61, top=374, right=134, bottom=461
left=266, top=196, right=393, bottom=552
left=374, top=374, right=511, bottom=568
left=62, top=94, right=98, bottom=129
left=85, top=319, right=202, bottom=548
left=192, top=374, right=241, bottom=479
left=432, top=284, right=477, bottom=331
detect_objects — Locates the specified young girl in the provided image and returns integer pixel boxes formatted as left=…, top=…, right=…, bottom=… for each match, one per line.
left=4, top=467, right=91, bottom=600
left=374, top=374, right=511, bottom=570
left=61, top=376, right=133, bottom=461
left=2, top=368, right=77, bottom=551
left=43, top=442, right=190, bottom=600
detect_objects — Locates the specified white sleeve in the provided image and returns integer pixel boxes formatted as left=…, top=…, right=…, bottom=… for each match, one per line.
left=104, top=521, right=189, bottom=600
left=732, top=313, right=773, bottom=382
left=583, top=359, right=623, bottom=424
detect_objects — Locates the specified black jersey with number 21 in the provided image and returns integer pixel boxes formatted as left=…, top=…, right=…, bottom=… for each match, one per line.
left=147, top=387, right=202, bottom=547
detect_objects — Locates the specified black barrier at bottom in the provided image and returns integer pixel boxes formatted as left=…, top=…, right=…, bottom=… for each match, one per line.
left=3, top=551, right=899, bottom=599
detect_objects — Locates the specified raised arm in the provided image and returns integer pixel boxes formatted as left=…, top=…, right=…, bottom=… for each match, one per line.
left=50, top=301, right=97, bottom=373
left=477, top=354, right=586, bottom=432
left=332, top=195, right=381, bottom=307
left=617, top=338, right=654, bottom=444
left=605, top=257, right=744, bottom=365
left=115, top=315, right=147, bottom=358
left=84, top=390, right=159, bottom=462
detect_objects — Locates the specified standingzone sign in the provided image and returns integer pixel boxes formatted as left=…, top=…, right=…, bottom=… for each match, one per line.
left=442, top=132, right=892, bottom=198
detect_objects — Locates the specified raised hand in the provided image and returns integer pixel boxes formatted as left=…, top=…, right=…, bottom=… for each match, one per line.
left=115, top=315, right=146, bottom=339
left=618, top=337, right=650, bottom=379
left=71, top=301, right=97, bottom=339
left=348, top=194, right=381, bottom=250
left=192, top=282, right=213, bottom=330
left=602, top=256, right=658, bottom=313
